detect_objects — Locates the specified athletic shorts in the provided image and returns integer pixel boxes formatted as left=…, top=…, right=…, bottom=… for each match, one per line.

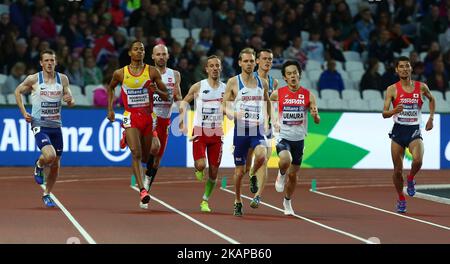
left=154, top=116, right=171, bottom=157
left=122, top=110, right=153, bottom=136
left=233, top=126, right=269, bottom=166
left=389, top=123, right=422, bottom=148
left=32, top=127, right=63, bottom=156
left=276, top=138, right=304, bottom=166
left=193, top=135, right=223, bottom=167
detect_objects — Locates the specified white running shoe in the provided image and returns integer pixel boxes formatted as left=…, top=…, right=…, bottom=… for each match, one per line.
left=275, top=170, right=286, bottom=192
left=283, top=198, right=294, bottom=216
left=139, top=202, right=148, bottom=210
left=143, top=175, right=151, bottom=191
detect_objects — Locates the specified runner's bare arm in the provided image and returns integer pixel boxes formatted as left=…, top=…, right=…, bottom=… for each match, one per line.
left=223, top=77, right=237, bottom=120
left=421, top=82, right=435, bottom=131
left=61, top=74, right=75, bottom=107
left=269, top=89, right=279, bottom=131
left=107, top=69, right=123, bottom=122
left=179, top=82, right=200, bottom=131
left=174, top=70, right=183, bottom=102
left=262, top=78, right=271, bottom=130
left=150, top=67, right=168, bottom=101
left=382, top=85, right=402, bottom=118
left=15, top=74, right=37, bottom=123
left=309, top=92, right=320, bottom=124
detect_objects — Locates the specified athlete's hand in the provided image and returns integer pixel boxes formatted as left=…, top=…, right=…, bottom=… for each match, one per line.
left=393, top=104, right=403, bottom=114
left=107, top=110, right=115, bottom=122
left=63, top=94, right=74, bottom=106
left=273, top=122, right=280, bottom=132
left=425, top=118, right=433, bottom=131
left=23, top=112, right=32, bottom=123
left=179, top=120, right=188, bottom=135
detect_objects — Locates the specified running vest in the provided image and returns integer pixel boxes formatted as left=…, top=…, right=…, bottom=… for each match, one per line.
left=253, top=72, right=275, bottom=94
left=153, top=68, right=176, bottom=118
left=31, top=71, right=64, bottom=128
left=193, top=79, right=226, bottom=136
left=121, top=64, right=152, bottom=113
left=234, top=74, right=265, bottom=128
left=392, top=81, right=423, bottom=125
left=277, top=86, right=310, bottom=141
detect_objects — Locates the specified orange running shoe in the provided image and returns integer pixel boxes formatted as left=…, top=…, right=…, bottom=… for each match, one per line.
left=120, top=131, right=127, bottom=149
left=140, top=188, right=150, bottom=204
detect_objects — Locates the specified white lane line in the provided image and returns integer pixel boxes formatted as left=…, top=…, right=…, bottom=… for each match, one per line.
left=312, top=189, right=450, bottom=231
left=40, top=185, right=97, bottom=244
left=406, top=184, right=450, bottom=205
left=130, top=186, right=239, bottom=244
left=219, top=187, right=375, bottom=244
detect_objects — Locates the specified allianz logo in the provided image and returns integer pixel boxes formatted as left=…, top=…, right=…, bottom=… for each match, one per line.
left=0, top=116, right=130, bottom=162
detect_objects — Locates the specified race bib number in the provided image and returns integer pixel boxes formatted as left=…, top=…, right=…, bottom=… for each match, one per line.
left=123, top=111, right=131, bottom=127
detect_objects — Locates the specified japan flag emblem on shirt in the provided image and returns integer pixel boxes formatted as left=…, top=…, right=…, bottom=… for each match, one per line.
left=299, top=94, right=304, bottom=99
left=413, top=94, right=419, bottom=98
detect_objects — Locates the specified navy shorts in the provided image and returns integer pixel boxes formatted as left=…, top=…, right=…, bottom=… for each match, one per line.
left=276, top=139, right=304, bottom=166
left=233, top=127, right=269, bottom=166
left=388, top=123, right=422, bottom=148
left=32, top=127, right=63, bottom=156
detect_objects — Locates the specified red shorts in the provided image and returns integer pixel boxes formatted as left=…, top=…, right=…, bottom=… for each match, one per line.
left=155, top=116, right=171, bottom=157
left=122, top=110, right=153, bottom=136
left=193, top=135, right=223, bottom=167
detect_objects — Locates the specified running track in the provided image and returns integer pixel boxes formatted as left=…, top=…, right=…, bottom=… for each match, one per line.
left=0, top=167, right=449, bottom=244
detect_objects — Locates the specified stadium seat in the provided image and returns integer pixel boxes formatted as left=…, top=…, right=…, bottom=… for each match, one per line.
left=327, top=98, right=347, bottom=110
left=0, top=73, right=7, bottom=87
left=269, top=69, right=283, bottom=80
left=348, top=70, right=364, bottom=84
left=6, top=93, right=17, bottom=105
left=308, top=87, right=319, bottom=100
left=0, top=94, right=5, bottom=104
left=73, top=94, right=91, bottom=106
left=346, top=98, right=369, bottom=112
left=70, top=85, right=83, bottom=95
left=305, top=60, right=322, bottom=71
left=345, top=61, right=364, bottom=71
left=306, top=70, right=322, bottom=83
left=300, top=30, right=310, bottom=41
left=422, top=100, right=430, bottom=113
left=368, top=98, right=383, bottom=111
left=436, top=102, right=450, bottom=113
left=343, top=51, right=361, bottom=62
left=171, top=18, right=184, bottom=28
left=316, top=98, right=328, bottom=109
left=432, top=90, right=444, bottom=102
left=362, top=89, right=382, bottom=100
left=244, top=1, right=257, bottom=14
left=419, top=52, right=427, bottom=61
left=171, top=28, right=190, bottom=40
left=299, top=78, right=312, bottom=90
left=190, top=28, right=202, bottom=43
left=320, top=89, right=340, bottom=100
left=445, top=90, right=450, bottom=100
left=377, top=62, right=386, bottom=75
left=342, top=89, right=361, bottom=100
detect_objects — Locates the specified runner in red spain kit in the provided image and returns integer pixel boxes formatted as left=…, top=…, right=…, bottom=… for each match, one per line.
left=107, top=40, right=168, bottom=207
left=382, top=56, right=435, bottom=213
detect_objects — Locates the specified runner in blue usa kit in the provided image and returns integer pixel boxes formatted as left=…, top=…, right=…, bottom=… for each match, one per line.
left=15, top=49, right=75, bottom=208
left=223, top=47, right=271, bottom=216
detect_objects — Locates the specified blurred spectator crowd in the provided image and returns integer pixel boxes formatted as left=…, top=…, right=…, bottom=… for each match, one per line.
left=0, top=0, right=449, bottom=112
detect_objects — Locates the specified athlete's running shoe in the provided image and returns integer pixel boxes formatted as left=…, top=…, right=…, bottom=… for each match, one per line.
left=34, top=160, right=44, bottom=185
left=195, top=170, right=204, bottom=181
left=200, top=200, right=211, bottom=212
left=143, top=175, right=151, bottom=191
left=120, top=131, right=127, bottom=149
left=139, top=202, right=148, bottom=210
left=396, top=200, right=407, bottom=213
left=283, top=198, right=294, bottom=215
left=249, top=175, right=258, bottom=194
left=406, top=180, right=416, bottom=197
left=140, top=188, right=150, bottom=204
left=42, top=195, right=56, bottom=208
left=275, top=170, right=286, bottom=192
left=233, top=202, right=243, bottom=216
left=250, top=195, right=261, bottom=209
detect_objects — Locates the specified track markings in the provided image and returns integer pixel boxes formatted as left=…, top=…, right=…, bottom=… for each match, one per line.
left=219, top=187, right=376, bottom=244
left=130, top=186, right=239, bottom=244
left=40, top=185, right=97, bottom=244
left=311, top=189, right=450, bottom=231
